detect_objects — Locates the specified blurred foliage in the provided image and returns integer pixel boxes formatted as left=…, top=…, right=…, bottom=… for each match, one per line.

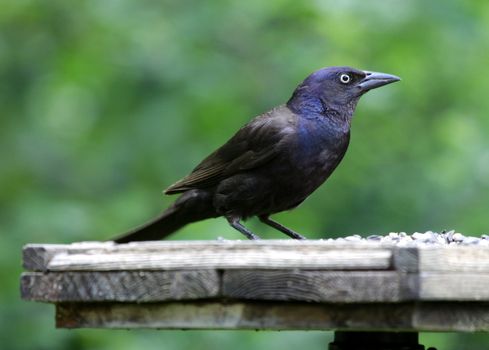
left=2, top=0, right=489, bottom=349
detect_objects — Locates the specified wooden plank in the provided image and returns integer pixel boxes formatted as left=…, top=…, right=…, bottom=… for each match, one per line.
left=413, top=302, right=489, bottom=332
left=23, top=242, right=116, bottom=271
left=394, top=246, right=489, bottom=273
left=393, top=247, right=419, bottom=272
left=418, top=247, right=489, bottom=272
left=54, top=301, right=489, bottom=331
left=223, top=270, right=412, bottom=302
left=24, top=242, right=489, bottom=272
left=21, top=271, right=219, bottom=302
left=418, top=272, right=489, bottom=300
left=55, top=301, right=414, bottom=330
left=23, top=244, right=70, bottom=271
left=23, top=241, right=393, bottom=272
left=21, top=270, right=489, bottom=304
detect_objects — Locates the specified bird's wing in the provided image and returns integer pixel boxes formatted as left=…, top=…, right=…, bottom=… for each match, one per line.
left=165, top=105, right=296, bottom=194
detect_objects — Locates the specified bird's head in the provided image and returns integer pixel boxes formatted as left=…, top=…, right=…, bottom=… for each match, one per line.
left=287, top=66, right=400, bottom=119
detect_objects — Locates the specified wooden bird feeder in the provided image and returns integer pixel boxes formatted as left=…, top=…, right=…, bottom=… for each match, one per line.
left=20, top=240, right=489, bottom=349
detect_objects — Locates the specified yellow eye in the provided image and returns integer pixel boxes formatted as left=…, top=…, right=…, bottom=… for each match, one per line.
left=340, top=73, right=351, bottom=84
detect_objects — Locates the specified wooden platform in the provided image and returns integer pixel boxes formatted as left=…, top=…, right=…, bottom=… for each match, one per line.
left=20, top=240, right=489, bottom=330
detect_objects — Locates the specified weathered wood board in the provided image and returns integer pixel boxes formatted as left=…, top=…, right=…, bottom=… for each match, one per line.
left=55, top=301, right=489, bottom=332
left=23, top=241, right=393, bottom=271
left=21, top=270, right=219, bottom=302
left=20, top=240, right=489, bottom=331
left=222, top=270, right=411, bottom=302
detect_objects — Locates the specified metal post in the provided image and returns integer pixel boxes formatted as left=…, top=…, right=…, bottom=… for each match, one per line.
left=328, top=331, right=437, bottom=350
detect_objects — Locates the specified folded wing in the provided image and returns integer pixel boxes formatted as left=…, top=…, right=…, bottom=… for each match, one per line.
left=165, top=105, right=296, bottom=194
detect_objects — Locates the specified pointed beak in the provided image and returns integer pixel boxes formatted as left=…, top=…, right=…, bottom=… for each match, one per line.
left=358, top=70, right=401, bottom=93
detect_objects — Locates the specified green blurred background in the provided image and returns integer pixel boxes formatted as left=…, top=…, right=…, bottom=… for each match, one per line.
left=2, top=0, right=489, bottom=349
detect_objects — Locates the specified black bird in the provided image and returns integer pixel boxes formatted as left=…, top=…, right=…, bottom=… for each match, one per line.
left=113, top=66, right=400, bottom=243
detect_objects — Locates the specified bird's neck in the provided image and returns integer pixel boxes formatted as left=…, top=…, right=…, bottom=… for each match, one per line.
left=286, top=94, right=355, bottom=125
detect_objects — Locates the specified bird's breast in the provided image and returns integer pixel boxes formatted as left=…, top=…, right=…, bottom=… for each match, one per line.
left=278, top=117, right=349, bottom=193
left=293, top=118, right=349, bottom=167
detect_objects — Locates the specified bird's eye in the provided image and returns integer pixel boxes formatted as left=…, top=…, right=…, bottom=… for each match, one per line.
left=340, top=73, right=351, bottom=84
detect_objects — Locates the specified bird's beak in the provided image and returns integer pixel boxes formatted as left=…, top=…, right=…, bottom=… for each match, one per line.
left=358, top=71, right=401, bottom=93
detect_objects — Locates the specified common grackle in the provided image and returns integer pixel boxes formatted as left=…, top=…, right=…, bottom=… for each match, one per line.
left=113, top=66, right=400, bottom=242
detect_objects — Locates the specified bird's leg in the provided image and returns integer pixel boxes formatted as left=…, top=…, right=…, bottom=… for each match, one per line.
left=259, top=215, right=306, bottom=239
left=226, top=216, right=261, bottom=240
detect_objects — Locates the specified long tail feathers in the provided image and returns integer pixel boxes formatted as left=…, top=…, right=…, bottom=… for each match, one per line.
left=112, top=207, right=184, bottom=243
left=111, top=190, right=216, bottom=243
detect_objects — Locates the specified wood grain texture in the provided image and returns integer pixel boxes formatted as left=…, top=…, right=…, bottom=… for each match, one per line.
left=21, top=271, right=219, bottom=302
left=223, top=270, right=413, bottom=302
left=418, top=247, right=489, bottom=272
left=393, top=247, right=419, bottom=272
left=23, top=242, right=116, bottom=271
left=418, top=272, right=489, bottom=300
left=24, top=241, right=489, bottom=272
left=55, top=301, right=489, bottom=331
left=413, top=302, right=489, bottom=332
left=23, top=244, right=69, bottom=271
left=23, top=241, right=393, bottom=272
left=21, top=241, right=489, bottom=331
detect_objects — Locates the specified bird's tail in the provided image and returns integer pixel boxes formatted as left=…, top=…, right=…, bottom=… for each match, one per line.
left=111, top=190, right=217, bottom=243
